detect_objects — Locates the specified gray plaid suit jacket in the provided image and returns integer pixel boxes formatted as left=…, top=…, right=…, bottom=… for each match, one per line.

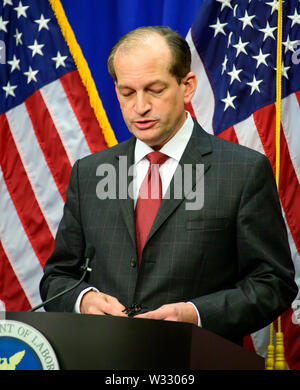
left=40, top=120, right=297, bottom=345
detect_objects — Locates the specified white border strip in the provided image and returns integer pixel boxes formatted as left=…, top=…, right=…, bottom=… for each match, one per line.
left=186, top=29, right=215, bottom=134
left=41, top=78, right=92, bottom=165
left=281, top=93, right=300, bottom=185
left=6, top=104, right=64, bottom=236
left=0, top=166, right=43, bottom=308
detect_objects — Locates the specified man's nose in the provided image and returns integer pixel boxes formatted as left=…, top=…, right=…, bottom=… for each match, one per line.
left=134, top=92, right=151, bottom=116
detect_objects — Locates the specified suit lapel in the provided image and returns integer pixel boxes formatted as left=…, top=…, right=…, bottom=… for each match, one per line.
left=146, top=121, right=212, bottom=245
left=115, top=137, right=137, bottom=247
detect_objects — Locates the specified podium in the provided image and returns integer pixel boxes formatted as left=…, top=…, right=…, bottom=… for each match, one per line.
left=3, top=311, right=264, bottom=370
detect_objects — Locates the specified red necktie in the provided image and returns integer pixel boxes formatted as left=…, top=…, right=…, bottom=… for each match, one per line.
left=135, top=151, right=169, bottom=261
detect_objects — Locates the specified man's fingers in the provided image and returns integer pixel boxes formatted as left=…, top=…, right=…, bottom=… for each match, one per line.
left=102, top=294, right=127, bottom=316
left=135, top=303, right=198, bottom=324
left=135, top=306, right=169, bottom=320
left=81, top=294, right=197, bottom=324
left=81, top=291, right=127, bottom=316
left=102, top=297, right=127, bottom=316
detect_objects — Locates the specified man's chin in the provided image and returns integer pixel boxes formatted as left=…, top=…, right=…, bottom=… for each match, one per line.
left=129, top=128, right=158, bottom=144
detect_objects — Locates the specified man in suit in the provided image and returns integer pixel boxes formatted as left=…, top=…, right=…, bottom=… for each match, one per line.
left=40, top=26, right=297, bottom=345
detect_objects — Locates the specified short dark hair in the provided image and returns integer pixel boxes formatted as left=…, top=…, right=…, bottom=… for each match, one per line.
left=107, top=26, right=191, bottom=84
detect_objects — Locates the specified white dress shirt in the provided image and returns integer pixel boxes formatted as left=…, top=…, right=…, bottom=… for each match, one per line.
left=75, top=112, right=201, bottom=326
left=133, top=111, right=194, bottom=205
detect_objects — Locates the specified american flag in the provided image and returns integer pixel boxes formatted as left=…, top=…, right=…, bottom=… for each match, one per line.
left=186, top=0, right=300, bottom=369
left=0, top=0, right=110, bottom=311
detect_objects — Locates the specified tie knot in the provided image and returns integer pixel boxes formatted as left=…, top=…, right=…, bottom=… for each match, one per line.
left=146, top=151, right=168, bottom=166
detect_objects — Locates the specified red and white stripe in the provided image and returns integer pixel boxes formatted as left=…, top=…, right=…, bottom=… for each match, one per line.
left=0, top=70, right=108, bottom=311
left=187, top=30, right=300, bottom=370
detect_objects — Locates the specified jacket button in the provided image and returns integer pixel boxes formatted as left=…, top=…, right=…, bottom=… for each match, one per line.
left=130, top=257, right=137, bottom=267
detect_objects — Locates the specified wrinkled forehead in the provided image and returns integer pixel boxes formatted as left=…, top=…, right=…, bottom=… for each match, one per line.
left=114, top=35, right=173, bottom=81
left=114, top=54, right=173, bottom=90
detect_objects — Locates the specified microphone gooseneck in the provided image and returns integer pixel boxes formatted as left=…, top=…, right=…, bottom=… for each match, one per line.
left=29, top=246, right=95, bottom=312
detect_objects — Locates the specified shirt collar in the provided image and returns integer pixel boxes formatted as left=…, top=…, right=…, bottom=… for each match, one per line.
left=134, top=111, right=194, bottom=164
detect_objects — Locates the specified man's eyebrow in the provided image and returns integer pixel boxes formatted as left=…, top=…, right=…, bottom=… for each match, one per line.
left=117, top=84, right=134, bottom=90
left=117, top=80, right=167, bottom=90
left=145, top=80, right=167, bottom=87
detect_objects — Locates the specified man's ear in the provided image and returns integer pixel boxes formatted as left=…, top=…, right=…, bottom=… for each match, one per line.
left=114, top=81, right=120, bottom=101
left=181, top=72, right=197, bottom=105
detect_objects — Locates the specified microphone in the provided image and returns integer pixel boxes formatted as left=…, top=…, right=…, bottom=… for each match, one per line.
left=29, top=246, right=95, bottom=312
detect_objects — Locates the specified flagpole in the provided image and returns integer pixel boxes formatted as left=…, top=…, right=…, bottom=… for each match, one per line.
left=274, top=0, right=286, bottom=370
left=275, top=0, right=282, bottom=187
left=49, top=0, right=118, bottom=148
left=266, top=0, right=286, bottom=371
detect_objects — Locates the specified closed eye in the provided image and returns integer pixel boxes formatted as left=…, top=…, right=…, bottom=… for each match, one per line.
left=148, top=87, right=165, bottom=95
left=120, top=89, right=134, bottom=97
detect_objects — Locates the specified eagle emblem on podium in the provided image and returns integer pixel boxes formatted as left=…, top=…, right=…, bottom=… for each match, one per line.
left=0, top=351, right=26, bottom=370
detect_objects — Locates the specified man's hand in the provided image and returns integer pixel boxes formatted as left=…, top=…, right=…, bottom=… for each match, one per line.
left=135, top=302, right=198, bottom=325
left=80, top=290, right=127, bottom=317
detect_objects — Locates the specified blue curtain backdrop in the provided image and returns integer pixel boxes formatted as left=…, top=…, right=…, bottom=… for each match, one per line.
left=60, top=0, right=204, bottom=143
